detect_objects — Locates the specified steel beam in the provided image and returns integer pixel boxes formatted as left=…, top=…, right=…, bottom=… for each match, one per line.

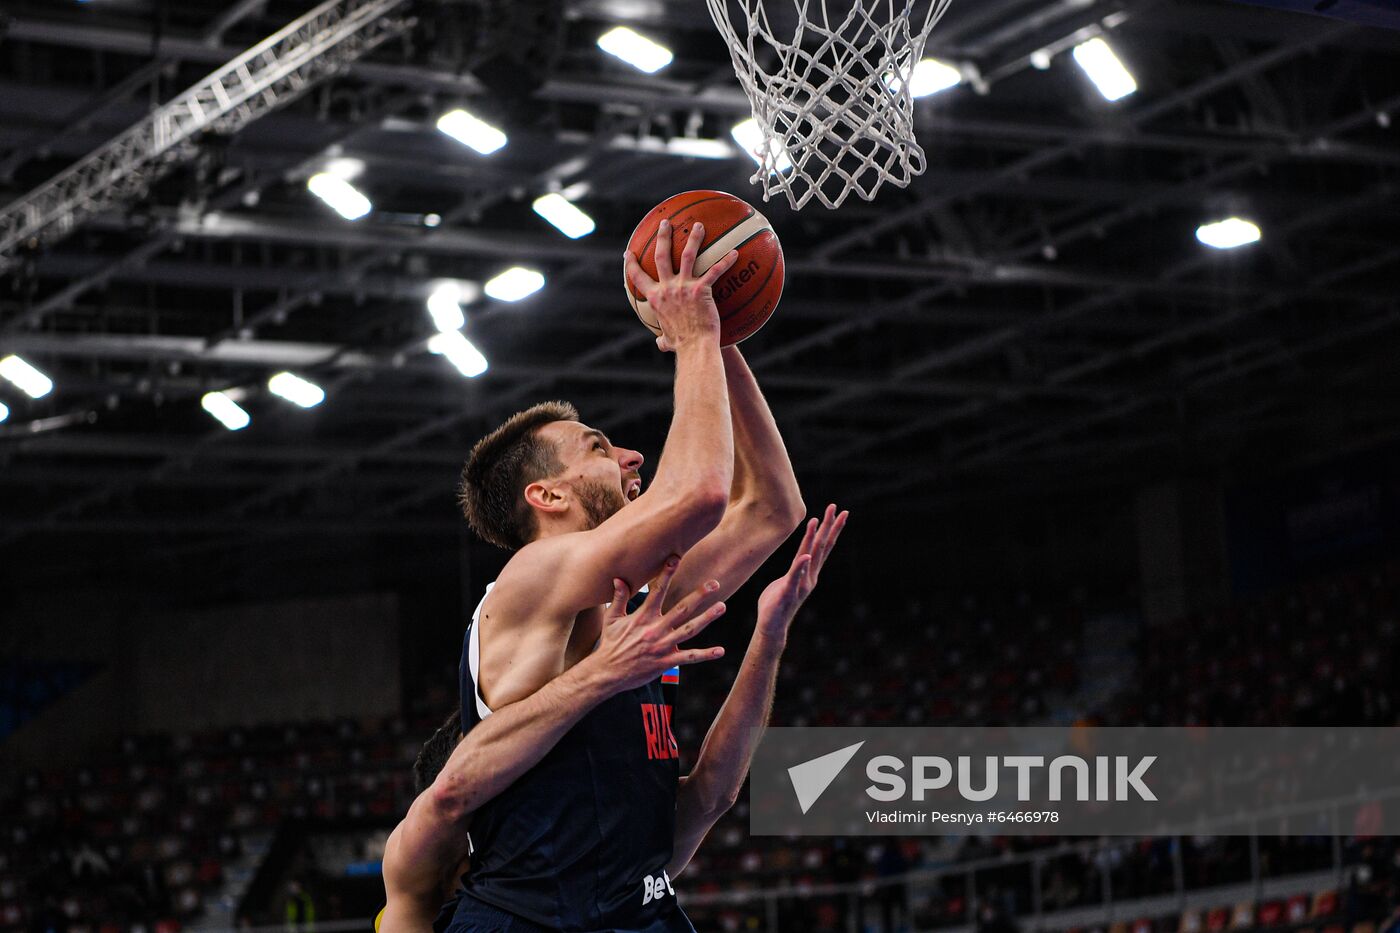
left=0, top=0, right=414, bottom=272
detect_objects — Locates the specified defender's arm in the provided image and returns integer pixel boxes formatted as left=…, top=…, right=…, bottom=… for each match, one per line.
left=668, top=507, right=846, bottom=877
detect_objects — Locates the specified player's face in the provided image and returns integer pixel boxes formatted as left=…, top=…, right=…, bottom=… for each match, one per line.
left=547, top=421, right=645, bottom=524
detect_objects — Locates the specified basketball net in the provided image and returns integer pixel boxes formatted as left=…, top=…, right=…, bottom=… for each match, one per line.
left=707, top=0, right=953, bottom=210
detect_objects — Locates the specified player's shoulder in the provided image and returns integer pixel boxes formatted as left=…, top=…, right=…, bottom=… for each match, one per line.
left=488, top=534, right=591, bottom=620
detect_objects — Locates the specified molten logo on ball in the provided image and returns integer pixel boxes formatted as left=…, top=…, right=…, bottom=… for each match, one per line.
left=712, top=259, right=761, bottom=305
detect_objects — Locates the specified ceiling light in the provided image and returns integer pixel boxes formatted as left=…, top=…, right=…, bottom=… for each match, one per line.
left=906, top=59, right=962, bottom=97
left=267, top=371, right=325, bottom=408
left=427, top=282, right=466, bottom=332
left=1072, top=37, right=1137, bottom=102
left=428, top=331, right=489, bottom=378
left=323, top=157, right=366, bottom=181
left=201, top=391, right=250, bottom=430
left=663, top=137, right=734, bottom=159
left=437, top=109, right=507, bottom=156
left=532, top=193, right=596, bottom=239
left=484, top=267, right=545, bottom=302
left=597, top=26, right=674, bottom=74
left=731, top=118, right=792, bottom=173
left=307, top=173, right=371, bottom=220
left=423, top=213, right=442, bottom=227
left=1030, top=49, right=1053, bottom=70
left=1196, top=217, right=1261, bottom=250
left=0, top=401, right=8, bottom=423
left=0, top=355, right=53, bottom=398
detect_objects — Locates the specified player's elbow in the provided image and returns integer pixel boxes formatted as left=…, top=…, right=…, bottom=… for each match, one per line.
left=774, top=493, right=806, bottom=534
left=734, top=494, right=806, bottom=541
left=677, top=482, right=729, bottom=538
left=424, top=775, right=474, bottom=826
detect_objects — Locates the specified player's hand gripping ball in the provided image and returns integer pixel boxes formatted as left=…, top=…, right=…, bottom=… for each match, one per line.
left=624, top=190, right=784, bottom=347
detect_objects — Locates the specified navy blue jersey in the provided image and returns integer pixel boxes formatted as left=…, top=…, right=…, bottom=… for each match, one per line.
left=451, top=584, right=692, bottom=933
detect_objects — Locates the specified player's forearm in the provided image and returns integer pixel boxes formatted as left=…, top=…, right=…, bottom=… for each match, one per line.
left=722, top=346, right=803, bottom=521
left=683, top=628, right=787, bottom=817
left=429, top=655, right=620, bottom=819
left=651, top=340, right=733, bottom=512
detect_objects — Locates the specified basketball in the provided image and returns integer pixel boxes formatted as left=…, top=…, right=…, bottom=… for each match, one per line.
left=624, top=190, right=784, bottom=347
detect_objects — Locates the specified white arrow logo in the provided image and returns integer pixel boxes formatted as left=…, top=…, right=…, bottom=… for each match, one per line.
left=787, top=741, right=866, bottom=814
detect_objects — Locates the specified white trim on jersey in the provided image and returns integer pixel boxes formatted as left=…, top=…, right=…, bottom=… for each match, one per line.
left=467, top=582, right=496, bottom=720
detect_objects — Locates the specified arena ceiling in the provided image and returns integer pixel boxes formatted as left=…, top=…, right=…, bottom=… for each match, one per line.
left=1, top=0, right=1399, bottom=567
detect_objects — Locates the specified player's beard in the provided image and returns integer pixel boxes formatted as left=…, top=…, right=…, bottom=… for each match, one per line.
left=576, top=478, right=627, bottom=530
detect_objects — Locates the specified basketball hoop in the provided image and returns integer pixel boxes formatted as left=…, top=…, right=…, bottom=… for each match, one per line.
left=707, top=0, right=953, bottom=210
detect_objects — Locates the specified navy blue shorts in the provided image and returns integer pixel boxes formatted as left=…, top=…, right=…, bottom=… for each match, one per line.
left=443, top=893, right=696, bottom=933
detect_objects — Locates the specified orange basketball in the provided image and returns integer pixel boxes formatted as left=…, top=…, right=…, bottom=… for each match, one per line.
left=624, top=190, right=784, bottom=347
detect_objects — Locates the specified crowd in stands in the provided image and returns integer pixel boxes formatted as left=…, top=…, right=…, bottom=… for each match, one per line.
left=2, top=562, right=1399, bottom=931
left=1110, top=560, right=1400, bottom=728
left=0, top=714, right=438, bottom=931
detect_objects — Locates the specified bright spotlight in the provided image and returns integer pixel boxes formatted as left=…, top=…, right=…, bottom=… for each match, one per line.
left=0, top=401, right=8, bottom=423
left=532, top=193, right=596, bottom=239
left=323, top=157, right=366, bottom=181
left=1072, top=37, right=1137, bottom=102
left=896, top=58, right=961, bottom=98
left=437, top=109, right=508, bottom=156
left=201, top=391, right=250, bottom=431
left=427, top=283, right=467, bottom=332
left=731, top=118, right=792, bottom=173
left=597, top=26, right=674, bottom=74
left=267, top=372, right=325, bottom=408
left=307, top=173, right=371, bottom=220
left=484, top=267, right=545, bottom=302
left=0, top=355, right=53, bottom=398
left=1196, top=217, right=1262, bottom=250
left=428, top=331, right=489, bottom=378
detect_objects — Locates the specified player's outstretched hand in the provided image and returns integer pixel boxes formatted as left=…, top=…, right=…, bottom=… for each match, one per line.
left=596, top=554, right=727, bottom=692
left=624, top=219, right=740, bottom=352
left=756, top=504, right=848, bottom=642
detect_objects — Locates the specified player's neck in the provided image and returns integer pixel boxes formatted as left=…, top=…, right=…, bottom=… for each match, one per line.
left=530, top=512, right=591, bottom=541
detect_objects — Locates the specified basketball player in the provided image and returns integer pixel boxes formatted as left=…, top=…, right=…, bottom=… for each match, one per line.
left=378, top=558, right=727, bottom=932
left=447, top=219, right=807, bottom=931
left=381, top=508, right=846, bottom=933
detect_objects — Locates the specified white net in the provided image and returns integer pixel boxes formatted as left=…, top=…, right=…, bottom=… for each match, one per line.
left=707, top=0, right=953, bottom=210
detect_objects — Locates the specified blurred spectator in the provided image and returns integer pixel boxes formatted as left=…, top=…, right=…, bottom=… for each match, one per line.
left=283, top=879, right=316, bottom=932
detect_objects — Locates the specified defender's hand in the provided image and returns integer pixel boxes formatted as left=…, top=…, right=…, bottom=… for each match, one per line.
left=756, top=504, right=848, bottom=641
left=624, top=219, right=740, bottom=351
left=595, top=554, right=727, bottom=692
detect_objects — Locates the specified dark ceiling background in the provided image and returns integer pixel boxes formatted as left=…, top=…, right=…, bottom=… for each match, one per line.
left=1, top=0, right=1398, bottom=598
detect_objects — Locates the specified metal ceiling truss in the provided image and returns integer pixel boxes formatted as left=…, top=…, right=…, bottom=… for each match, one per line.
left=0, top=0, right=412, bottom=275
left=1, top=0, right=1397, bottom=546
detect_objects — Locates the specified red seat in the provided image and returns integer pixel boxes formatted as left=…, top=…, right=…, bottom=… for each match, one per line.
left=1312, top=890, right=1339, bottom=918
left=1257, top=901, right=1284, bottom=926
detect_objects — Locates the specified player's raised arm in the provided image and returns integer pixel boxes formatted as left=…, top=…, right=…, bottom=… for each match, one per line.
left=658, top=343, right=806, bottom=611
left=528, top=220, right=742, bottom=609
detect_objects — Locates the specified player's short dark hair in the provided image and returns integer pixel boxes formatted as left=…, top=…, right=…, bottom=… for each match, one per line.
left=413, top=709, right=462, bottom=795
left=459, top=400, right=579, bottom=550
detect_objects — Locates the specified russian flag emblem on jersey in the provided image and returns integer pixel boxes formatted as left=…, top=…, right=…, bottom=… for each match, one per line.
left=661, top=666, right=680, bottom=685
